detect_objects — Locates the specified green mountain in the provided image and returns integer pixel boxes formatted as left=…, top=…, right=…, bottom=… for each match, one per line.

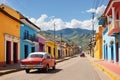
left=40, top=28, right=92, bottom=50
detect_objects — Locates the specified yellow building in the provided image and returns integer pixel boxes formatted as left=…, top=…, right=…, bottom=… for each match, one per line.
left=66, top=44, right=71, bottom=57
left=46, top=40, right=58, bottom=58
left=94, top=26, right=103, bottom=59
left=0, top=4, right=21, bottom=66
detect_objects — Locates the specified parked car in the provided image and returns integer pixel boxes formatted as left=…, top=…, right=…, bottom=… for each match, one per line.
left=80, top=52, right=85, bottom=57
left=21, top=52, right=56, bottom=73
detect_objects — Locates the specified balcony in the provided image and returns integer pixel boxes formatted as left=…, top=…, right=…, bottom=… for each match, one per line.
left=24, top=32, right=38, bottom=44
left=32, top=35, right=38, bottom=45
left=24, top=34, right=33, bottom=43
left=108, top=20, right=120, bottom=36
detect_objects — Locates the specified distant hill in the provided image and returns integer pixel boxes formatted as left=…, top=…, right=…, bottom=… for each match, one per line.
left=47, top=28, right=92, bottom=38
left=40, top=28, right=93, bottom=50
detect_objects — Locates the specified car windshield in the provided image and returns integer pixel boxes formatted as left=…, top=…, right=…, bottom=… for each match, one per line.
left=28, top=54, right=43, bottom=58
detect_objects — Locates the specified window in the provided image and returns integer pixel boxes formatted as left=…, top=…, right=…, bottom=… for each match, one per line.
left=29, top=54, right=43, bottom=58
left=46, top=54, right=51, bottom=59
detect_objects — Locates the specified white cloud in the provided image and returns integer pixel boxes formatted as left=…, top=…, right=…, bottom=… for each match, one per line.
left=29, top=14, right=96, bottom=31
left=86, top=5, right=106, bottom=17
left=29, top=5, right=106, bottom=31
left=86, top=8, right=96, bottom=13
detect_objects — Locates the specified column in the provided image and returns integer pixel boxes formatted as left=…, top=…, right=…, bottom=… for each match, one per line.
left=112, top=7, right=115, bottom=28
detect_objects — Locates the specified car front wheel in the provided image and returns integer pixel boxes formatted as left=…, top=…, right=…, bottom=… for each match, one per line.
left=43, top=65, right=49, bottom=73
left=52, top=65, right=56, bottom=70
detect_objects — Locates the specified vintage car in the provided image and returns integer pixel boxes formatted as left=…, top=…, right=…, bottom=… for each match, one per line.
left=80, top=52, right=85, bottom=57
left=21, top=52, right=56, bottom=73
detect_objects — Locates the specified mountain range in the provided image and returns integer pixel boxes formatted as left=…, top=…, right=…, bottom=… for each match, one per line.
left=40, top=28, right=93, bottom=50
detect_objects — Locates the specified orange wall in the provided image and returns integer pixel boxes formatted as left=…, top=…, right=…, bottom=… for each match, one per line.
left=0, top=4, right=21, bottom=64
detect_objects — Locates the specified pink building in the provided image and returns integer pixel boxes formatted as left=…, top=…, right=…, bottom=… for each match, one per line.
left=37, top=34, right=46, bottom=52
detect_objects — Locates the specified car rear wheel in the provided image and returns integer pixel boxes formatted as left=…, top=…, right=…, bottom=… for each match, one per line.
left=52, top=65, right=56, bottom=70
left=25, top=69, right=30, bottom=73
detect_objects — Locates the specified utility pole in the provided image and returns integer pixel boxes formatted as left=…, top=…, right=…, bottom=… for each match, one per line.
left=60, top=33, right=62, bottom=58
left=92, top=12, right=95, bottom=57
left=54, top=23, right=56, bottom=58
left=92, top=13, right=95, bottom=36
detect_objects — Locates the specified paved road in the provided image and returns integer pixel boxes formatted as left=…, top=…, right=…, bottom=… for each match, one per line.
left=0, top=56, right=111, bottom=80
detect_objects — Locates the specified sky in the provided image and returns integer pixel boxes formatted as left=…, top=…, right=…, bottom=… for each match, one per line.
left=0, top=0, right=109, bottom=31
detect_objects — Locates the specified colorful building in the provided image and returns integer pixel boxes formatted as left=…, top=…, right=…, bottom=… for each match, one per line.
left=102, top=0, right=120, bottom=63
left=94, top=26, right=103, bottom=59
left=20, top=17, right=40, bottom=60
left=36, top=34, right=46, bottom=52
left=0, top=4, right=21, bottom=66
left=46, top=40, right=58, bottom=58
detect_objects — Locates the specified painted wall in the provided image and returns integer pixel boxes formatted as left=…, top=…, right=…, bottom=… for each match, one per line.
left=46, top=41, right=58, bottom=58
left=94, top=27, right=103, bottom=59
left=36, top=34, right=46, bottom=52
left=0, top=4, right=21, bottom=66
left=20, top=24, right=37, bottom=60
left=103, top=26, right=116, bottom=62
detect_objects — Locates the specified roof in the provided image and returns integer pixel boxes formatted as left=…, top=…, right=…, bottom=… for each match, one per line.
left=104, top=0, right=120, bottom=16
left=20, top=17, right=40, bottom=31
left=0, top=6, right=22, bottom=24
left=0, top=4, right=40, bottom=31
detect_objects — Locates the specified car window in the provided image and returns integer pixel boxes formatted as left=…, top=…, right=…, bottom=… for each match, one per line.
left=46, top=54, right=51, bottom=59
left=47, top=55, right=51, bottom=59
left=29, top=54, right=43, bottom=58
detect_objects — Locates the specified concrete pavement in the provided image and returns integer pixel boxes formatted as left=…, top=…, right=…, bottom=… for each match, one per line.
left=87, top=54, right=120, bottom=80
left=0, top=55, right=77, bottom=76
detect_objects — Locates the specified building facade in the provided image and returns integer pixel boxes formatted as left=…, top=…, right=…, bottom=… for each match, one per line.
left=36, top=34, right=46, bottom=52
left=0, top=4, right=21, bottom=66
left=94, top=26, right=103, bottom=59
left=20, top=17, right=40, bottom=60
left=46, top=40, right=58, bottom=58
left=102, top=0, right=120, bottom=63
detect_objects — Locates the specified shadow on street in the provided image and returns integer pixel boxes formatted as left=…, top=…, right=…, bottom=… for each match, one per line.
left=29, top=69, right=62, bottom=74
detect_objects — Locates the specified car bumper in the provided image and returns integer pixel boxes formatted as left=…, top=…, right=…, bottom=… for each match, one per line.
left=21, top=65, right=44, bottom=69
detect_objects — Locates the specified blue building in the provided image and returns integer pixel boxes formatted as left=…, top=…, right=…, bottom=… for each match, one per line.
left=102, top=0, right=120, bottom=64
left=20, top=17, right=40, bottom=60
left=102, top=26, right=116, bottom=63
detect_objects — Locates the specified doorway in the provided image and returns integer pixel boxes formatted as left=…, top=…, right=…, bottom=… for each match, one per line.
left=116, top=43, right=119, bottom=62
left=6, top=41, right=11, bottom=64
left=13, top=42, right=18, bottom=63
left=24, top=45, right=28, bottom=58
left=111, top=44, right=114, bottom=60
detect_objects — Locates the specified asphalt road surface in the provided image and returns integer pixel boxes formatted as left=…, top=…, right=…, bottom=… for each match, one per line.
left=0, top=56, right=111, bottom=80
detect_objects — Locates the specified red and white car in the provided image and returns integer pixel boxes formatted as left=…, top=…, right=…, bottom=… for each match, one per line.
left=21, top=52, right=56, bottom=73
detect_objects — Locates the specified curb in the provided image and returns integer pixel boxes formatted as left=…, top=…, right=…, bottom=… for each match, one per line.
left=0, top=56, right=77, bottom=76
left=94, top=62, right=120, bottom=80
left=87, top=55, right=120, bottom=80
left=0, top=68, right=23, bottom=76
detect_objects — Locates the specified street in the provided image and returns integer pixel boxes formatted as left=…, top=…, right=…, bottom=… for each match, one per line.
left=0, top=56, right=111, bottom=80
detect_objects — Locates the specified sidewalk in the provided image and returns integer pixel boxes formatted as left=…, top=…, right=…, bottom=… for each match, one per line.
left=0, top=55, right=77, bottom=76
left=87, top=55, right=120, bottom=80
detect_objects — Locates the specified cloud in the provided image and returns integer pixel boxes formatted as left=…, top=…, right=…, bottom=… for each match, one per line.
left=29, top=13, right=97, bottom=31
left=86, top=5, right=106, bottom=16
left=29, top=15, right=95, bottom=31
left=29, top=5, right=106, bottom=31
